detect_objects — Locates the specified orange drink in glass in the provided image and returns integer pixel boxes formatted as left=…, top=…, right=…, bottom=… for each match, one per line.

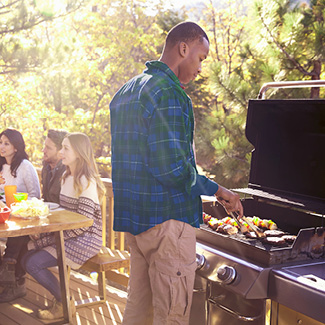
left=4, top=185, right=17, bottom=208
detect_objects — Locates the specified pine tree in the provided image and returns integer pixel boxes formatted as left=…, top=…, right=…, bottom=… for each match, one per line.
left=196, top=0, right=325, bottom=188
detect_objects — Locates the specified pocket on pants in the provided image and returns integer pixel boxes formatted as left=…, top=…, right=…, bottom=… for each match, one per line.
left=153, top=260, right=196, bottom=320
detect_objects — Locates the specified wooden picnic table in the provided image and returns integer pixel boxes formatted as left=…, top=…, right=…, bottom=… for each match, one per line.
left=0, top=209, right=93, bottom=324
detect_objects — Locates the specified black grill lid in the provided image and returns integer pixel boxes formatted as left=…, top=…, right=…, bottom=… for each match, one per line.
left=239, top=99, right=325, bottom=214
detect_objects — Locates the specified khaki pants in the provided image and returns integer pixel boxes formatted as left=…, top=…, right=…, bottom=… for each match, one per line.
left=123, top=220, right=197, bottom=325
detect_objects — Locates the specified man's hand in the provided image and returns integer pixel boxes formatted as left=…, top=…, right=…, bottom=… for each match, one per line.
left=214, top=185, right=243, bottom=218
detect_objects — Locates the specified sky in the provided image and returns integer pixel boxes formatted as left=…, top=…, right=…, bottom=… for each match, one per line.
left=166, top=0, right=202, bottom=8
left=36, top=0, right=206, bottom=19
left=165, top=0, right=205, bottom=11
left=145, top=0, right=204, bottom=17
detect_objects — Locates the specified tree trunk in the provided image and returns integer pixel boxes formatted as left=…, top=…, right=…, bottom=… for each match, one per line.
left=310, top=60, right=321, bottom=98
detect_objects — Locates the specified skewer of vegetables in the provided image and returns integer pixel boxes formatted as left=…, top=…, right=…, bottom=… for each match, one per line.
left=203, top=213, right=238, bottom=235
left=246, top=216, right=277, bottom=230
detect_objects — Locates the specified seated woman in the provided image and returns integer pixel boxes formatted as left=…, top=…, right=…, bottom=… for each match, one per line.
left=21, top=132, right=105, bottom=320
left=0, top=128, right=41, bottom=301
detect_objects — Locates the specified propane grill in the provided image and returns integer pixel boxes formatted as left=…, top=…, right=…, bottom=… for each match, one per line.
left=190, top=81, right=325, bottom=325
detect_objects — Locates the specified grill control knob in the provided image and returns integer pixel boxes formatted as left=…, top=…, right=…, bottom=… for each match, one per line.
left=195, top=253, right=206, bottom=270
left=217, top=265, right=236, bottom=284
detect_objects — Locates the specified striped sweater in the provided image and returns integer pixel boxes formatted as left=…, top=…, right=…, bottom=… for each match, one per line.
left=29, top=175, right=102, bottom=269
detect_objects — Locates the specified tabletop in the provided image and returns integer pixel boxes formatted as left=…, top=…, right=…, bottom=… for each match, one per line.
left=0, top=209, right=93, bottom=237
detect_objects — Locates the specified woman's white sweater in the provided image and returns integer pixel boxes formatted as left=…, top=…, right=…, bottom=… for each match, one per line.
left=0, top=160, right=41, bottom=198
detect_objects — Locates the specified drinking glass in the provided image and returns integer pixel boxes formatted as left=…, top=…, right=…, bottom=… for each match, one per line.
left=4, top=185, right=17, bottom=208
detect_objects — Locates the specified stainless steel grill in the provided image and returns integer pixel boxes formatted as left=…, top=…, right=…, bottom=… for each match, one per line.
left=190, top=81, right=325, bottom=325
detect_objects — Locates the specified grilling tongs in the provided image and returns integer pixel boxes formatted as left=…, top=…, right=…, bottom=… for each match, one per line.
left=230, top=211, right=266, bottom=239
left=216, top=196, right=266, bottom=238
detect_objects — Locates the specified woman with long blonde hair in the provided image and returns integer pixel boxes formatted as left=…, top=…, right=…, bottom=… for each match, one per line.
left=22, top=132, right=105, bottom=320
left=60, top=132, right=105, bottom=203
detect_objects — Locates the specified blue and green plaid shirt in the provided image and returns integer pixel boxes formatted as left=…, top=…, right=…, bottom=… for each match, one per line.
left=110, top=61, right=219, bottom=235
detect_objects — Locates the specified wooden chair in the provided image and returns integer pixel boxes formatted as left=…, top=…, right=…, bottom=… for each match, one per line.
left=73, top=189, right=130, bottom=307
left=35, top=169, right=130, bottom=307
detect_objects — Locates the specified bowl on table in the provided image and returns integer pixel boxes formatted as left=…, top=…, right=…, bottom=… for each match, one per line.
left=13, top=192, right=28, bottom=202
left=0, top=206, right=11, bottom=223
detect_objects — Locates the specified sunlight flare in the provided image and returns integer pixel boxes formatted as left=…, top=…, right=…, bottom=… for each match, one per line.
left=12, top=304, right=34, bottom=314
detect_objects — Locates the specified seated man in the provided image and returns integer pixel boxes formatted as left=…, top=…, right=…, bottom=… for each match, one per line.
left=41, top=129, right=68, bottom=203
left=0, top=128, right=68, bottom=302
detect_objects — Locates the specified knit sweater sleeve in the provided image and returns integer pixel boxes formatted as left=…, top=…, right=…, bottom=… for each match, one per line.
left=19, top=160, right=41, bottom=198
left=63, top=177, right=100, bottom=238
left=64, top=195, right=99, bottom=238
left=0, top=160, right=41, bottom=198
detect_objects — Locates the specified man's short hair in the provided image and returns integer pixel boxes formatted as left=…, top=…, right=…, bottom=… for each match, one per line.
left=165, top=21, right=209, bottom=48
left=47, top=129, right=69, bottom=150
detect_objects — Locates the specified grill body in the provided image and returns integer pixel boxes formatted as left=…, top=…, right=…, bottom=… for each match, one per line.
left=190, top=91, right=325, bottom=324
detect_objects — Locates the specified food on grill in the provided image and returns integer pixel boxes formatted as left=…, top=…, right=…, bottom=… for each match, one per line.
left=245, top=231, right=258, bottom=239
left=203, top=212, right=287, bottom=242
left=216, top=223, right=238, bottom=235
left=207, top=217, right=223, bottom=230
left=221, top=216, right=239, bottom=227
left=246, top=216, right=277, bottom=230
left=241, top=216, right=266, bottom=238
left=282, top=235, right=297, bottom=243
left=203, top=212, right=212, bottom=224
left=204, top=213, right=238, bottom=235
left=264, top=229, right=285, bottom=237
left=262, top=236, right=286, bottom=246
left=204, top=213, right=239, bottom=226
left=237, top=221, right=250, bottom=234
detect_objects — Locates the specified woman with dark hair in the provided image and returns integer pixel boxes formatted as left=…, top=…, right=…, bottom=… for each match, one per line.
left=0, top=128, right=40, bottom=198
left=0, top=128, right=41, bottom=302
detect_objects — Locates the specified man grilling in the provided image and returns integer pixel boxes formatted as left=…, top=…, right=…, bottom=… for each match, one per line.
left=110, top=21, right=243, bottom=324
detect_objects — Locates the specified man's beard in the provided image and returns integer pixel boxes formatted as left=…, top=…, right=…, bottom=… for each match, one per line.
left=44, top=156, right=58, bottom=165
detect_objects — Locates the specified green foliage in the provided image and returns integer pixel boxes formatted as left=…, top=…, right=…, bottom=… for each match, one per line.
left=250, top=0, right=325, bottom=98
left=1, top=0, right=325, bottom=188
left=0, top=0, right=165, bottom=177
left=191, top=0, right=254, bottom=188
left=192, top=0, right=325, bottom=189
left=0, top=0, right=85, bottom=74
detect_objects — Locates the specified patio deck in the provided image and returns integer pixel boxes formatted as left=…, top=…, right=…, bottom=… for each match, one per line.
left=0, top=178, right=129, bottom=324
left=0, top=269, right=127, bottom=325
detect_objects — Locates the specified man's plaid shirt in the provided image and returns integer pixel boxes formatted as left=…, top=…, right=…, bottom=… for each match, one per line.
left=110, top=61, right=218, bottom=235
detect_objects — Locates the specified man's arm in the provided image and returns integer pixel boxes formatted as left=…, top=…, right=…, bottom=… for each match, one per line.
left=147, top=90, right=196, bottom=192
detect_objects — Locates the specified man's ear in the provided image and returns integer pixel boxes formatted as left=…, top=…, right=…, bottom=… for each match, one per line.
left=178, top=41, right=188, bottom=58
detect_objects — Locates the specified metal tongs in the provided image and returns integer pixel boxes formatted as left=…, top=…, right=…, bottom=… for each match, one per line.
left=229, top=211, right=249, bottom=234
left=230, top=211, right=266, bottom=239
left=216, top=196, right=266, bottom=238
